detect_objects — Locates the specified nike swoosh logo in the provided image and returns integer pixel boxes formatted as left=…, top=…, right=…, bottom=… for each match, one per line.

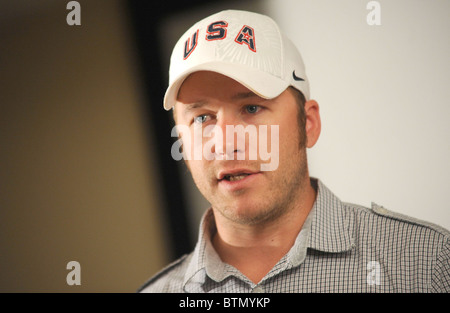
left=292, top=71, right=304, bottom=81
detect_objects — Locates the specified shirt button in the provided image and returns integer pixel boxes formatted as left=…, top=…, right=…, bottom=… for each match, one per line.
left=252, top=286, right=264, bottom=293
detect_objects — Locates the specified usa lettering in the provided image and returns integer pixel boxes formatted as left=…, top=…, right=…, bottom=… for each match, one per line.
left=183, top=21, right=256, bottom=59
left=234, top=25, right=256, bottom=52
left=206, top=21, right=228, bottom=41
left=183, top=29, right=199, bottom=60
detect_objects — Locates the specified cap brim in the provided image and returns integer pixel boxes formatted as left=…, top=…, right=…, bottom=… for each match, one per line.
left=163, top=61, right=289, bottom=110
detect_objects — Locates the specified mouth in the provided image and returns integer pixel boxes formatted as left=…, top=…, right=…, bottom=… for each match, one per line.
left=216, top=169, right=263, bottom=192
left=220, top=173, right=252, bottom=182
left=217, top=169, right=261, bottom=183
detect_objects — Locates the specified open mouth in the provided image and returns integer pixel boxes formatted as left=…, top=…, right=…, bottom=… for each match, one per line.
left=217, top=169, right=261, bottom=190
left=221, top=173, right=252, bottom=182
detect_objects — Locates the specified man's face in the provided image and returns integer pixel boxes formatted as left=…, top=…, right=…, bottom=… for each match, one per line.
left=174, top=71, right=311, bottom=225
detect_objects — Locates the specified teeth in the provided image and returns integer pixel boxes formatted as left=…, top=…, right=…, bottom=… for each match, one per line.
left=225, top=174, right=250, bottom=181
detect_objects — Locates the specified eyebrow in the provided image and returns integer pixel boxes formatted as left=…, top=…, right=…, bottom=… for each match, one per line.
left=179, top=101, right=208, bottom=121
left=230, top=91, right=263, bottom=101
left=184, top=101, right=207, bottom=111
left=181, top=101, right=207, bottom=116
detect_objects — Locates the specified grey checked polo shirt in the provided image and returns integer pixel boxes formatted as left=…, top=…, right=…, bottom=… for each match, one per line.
left=139, top=179, right=450, bottom=293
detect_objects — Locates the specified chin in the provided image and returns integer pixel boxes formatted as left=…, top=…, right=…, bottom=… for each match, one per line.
left=219, top=200, right=277, bottom=225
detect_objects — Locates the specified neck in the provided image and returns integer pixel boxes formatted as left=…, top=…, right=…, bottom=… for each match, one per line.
left=211, top=178, right=317, bottom=283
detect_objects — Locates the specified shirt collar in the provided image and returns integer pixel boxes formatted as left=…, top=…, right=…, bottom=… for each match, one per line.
left=183, top=210, right=227, bottom=291
left=308, top=178, right=354, bottom=253
left=183, top=178, right=354, bottom=291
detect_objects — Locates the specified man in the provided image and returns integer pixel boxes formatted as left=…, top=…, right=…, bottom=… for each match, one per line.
left=139, top=10, right=449, bottom=292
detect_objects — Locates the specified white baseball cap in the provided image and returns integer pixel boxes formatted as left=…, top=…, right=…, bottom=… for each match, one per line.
left=163, top=9, right=310, bottom=110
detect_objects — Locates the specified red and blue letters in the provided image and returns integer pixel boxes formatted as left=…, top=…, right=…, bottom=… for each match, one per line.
left=183, top=21, right=256, bottom=59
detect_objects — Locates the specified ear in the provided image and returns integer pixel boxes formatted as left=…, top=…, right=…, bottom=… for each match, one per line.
left=304, top=100, right=321, bottom=148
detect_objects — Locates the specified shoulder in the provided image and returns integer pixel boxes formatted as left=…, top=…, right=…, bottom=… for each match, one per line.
left=137, top=253, right=192, bottom=293
left=342, top=202, right=450, bottom=291
left=343, top=201, right=450, bottom=250
left=352, top=201, right=448, bottom=235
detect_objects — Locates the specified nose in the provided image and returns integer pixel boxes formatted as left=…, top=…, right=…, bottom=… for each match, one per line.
left=209, top=111, right=244, bottom=160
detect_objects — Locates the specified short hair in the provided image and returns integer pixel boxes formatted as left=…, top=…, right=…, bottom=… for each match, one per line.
left=288, top=86, right=307, bottom=148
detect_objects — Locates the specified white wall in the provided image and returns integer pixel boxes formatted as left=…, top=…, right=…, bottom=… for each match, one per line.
left=265, top=0, right=450, bottom=229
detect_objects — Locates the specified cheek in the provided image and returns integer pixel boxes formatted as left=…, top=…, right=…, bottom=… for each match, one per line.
left=279, top=113, right=301, bottom=144
left=278, top=120, right=304, bottom=166
left=178, top=127, right=206, bottom=161
left=279, top=130, right=297, bottom=157
left=186, top=159, right=202, bottom=177
left=186, top=160, right=213, bottom=189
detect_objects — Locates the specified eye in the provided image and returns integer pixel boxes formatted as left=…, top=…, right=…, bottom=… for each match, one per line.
left=193, top=114, right=210, bottom=125
left=245, top=105, right=261, bottom=114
